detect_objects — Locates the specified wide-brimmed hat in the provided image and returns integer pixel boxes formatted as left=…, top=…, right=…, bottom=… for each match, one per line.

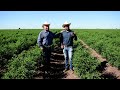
left=42, top=21, right=50, bottom=27
left=62, top=21, right=71, bottom=27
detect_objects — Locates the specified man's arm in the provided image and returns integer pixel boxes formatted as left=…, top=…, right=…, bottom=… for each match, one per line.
left=73, top=32, right=77, bottom=41
left=59, top=32, right=64, bottom=48
left=37, top=32, right=43, bottom=49
left=53, top=31, right=61, bottom=38
left=71, top=31, right=77, bottom=41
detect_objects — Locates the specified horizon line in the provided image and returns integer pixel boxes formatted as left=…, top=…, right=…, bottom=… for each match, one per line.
left=0, top=28, right=120, bottom=30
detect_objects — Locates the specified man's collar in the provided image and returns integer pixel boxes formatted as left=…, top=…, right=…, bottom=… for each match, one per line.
left=65, top=29, right=70, bottom=32
left=43, top=30, right=49, bottom=32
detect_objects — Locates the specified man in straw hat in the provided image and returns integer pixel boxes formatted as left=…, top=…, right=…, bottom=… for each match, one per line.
left=60, top=21, right=77, bottom=74
left=37, top=21, right=58, bottom=74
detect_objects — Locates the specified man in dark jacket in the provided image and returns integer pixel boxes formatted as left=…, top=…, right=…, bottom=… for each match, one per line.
left=60, top=21, right=77, bottom=74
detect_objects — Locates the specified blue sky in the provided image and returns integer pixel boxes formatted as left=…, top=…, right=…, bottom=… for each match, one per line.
left=0, top=11, right=120, bottom=29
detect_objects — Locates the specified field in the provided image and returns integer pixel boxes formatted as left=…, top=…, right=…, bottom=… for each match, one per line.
left=75, top=29, right=120, bottom=69
left=0, top=29, right=120, bottom=79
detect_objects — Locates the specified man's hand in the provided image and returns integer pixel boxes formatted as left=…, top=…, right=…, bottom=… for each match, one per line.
left=40, top=47, right=43, bottom=51
left=61, top=45, right=64, bottom=49
left=71, top=32, right=76, bottom=36
left=60, top=30, right=65, bottom=33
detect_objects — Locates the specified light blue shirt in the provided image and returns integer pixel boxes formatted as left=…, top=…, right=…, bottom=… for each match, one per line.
left=37, top=30, right=56, bottom=48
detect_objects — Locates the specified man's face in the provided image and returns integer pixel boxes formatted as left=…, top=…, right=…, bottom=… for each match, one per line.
left=43, top=25, right=49, bottom=31
left=64, top=25, right=69, bottom=30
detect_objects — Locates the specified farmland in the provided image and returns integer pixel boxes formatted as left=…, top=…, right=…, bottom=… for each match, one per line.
left=0, top=29, right=120, bottom=79
left=75, top=29, right=120, bottom=69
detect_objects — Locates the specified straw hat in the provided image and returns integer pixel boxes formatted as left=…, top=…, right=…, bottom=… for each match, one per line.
left=62, top=21, right=71, bottom=27
left=42, top=21, right=50, bottom=27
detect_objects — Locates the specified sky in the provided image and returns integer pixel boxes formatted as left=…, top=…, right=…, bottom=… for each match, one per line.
left=0, top=11, right=120, bottom=29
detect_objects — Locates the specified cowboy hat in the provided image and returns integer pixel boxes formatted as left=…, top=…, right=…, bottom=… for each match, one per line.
left=42, top=21, right=50, bottom=27
left=62, top=21, right=71, bottom=27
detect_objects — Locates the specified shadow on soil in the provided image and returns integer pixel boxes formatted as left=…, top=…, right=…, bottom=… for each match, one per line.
left=33, top=46, right=67, bottom=79
left=96, top=61, right=117, bottom=79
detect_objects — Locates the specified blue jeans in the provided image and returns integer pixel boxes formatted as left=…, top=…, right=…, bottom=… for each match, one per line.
left=63, top=46, right=73, bottom=70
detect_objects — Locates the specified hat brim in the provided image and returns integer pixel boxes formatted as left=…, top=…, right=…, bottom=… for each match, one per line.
left=62, top=23, right=71, bottom=28
left=42, top=24, right=50, bottom=27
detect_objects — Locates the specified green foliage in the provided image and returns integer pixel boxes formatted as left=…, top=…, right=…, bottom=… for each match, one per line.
left=2, top=45, right=42, bottom=79
left=73, top=42, right=102, bottom=79
left=75, top=29, right=120, bottom=69
left=1, top=29, right=120, bottom=79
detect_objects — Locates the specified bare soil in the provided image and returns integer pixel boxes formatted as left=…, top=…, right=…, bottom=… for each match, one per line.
left=80, top=39, right=120, bottom=79
left=34, top=46, right=79, bottom=79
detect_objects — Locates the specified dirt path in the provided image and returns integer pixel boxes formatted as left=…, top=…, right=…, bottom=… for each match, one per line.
left=34, top=46, right=79, bottom=79
left=80, top=39, right=120, bottom=79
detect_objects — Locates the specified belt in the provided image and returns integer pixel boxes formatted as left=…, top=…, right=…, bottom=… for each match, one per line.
left=63, top=45, right=72, bottom=47
left=43, top=45, right=51, bottom=48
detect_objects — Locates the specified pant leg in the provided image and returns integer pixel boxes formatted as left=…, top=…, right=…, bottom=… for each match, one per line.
left=63, top=47, right=69, bottom=69
left=44, top=47, right=51, bottom=71
left=68, top=47, right=73, bottom=70
left=42, top=47, right=47, bottom=72
left=46, top=47, right=51, bottom=68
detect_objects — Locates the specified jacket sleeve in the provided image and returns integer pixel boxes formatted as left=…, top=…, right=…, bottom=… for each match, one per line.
left=73, top=32, right=77, bottom=41
left=53, top=31, right=61, bottom=38
left=60, top=32, right=63, bottom=45
left=37, top=32, right=43, bottom=48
